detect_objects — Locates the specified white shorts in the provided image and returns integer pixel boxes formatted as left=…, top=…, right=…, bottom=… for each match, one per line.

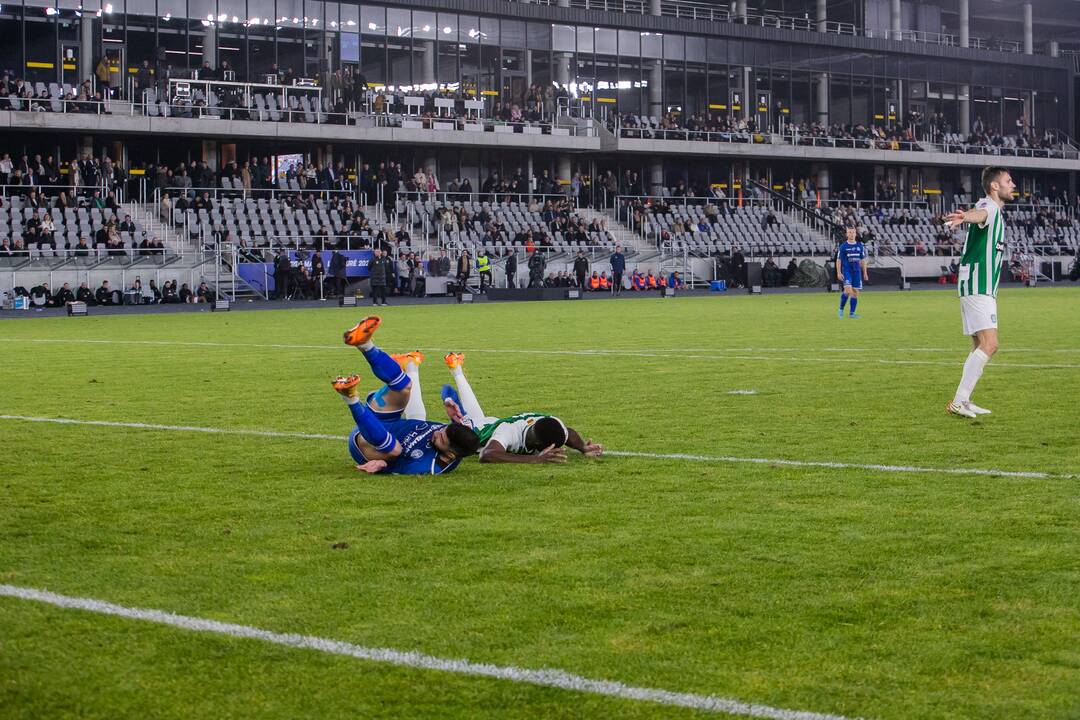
left=960, top=295, right=998, bottom=336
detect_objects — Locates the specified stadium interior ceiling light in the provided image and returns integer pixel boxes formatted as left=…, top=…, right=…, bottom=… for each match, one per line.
left=442, top=26, right=452, bottom=34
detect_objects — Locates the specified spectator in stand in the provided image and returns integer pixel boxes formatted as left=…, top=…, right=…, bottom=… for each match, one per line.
left=196, top=281, right=213, bottom=303
left=75, top=282, right=93, bottom=304
left=95, top=280, right=116, bottom=305
left=178, top=282, right=194, bottom=303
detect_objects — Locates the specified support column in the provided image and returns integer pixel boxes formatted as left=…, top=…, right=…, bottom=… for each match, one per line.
left=80, top=136, right=94, bottom=158
left=816, top=0, right=827, bottom=33
left=813, top=163, right=829, bottom=204
left=527, top=153, right=534, bottom=201
left=421, top=41, right=435, bottom=86
left=890, top=0, right=901, bottom=39
left=557, top=156, right=572, bottom=190
left=959, top=85, right=970, bottom=135
left=742, top=66, right=752, bottom=121
left=1049, top=41, right=1059, bottom=58
left=1022, top=3, right=1033, bottom=55
left=649, top=159, right=664, bottom=196
left=737, top=0, right=748, bottom=22
left=649, top=0, right=660, bottom=15
left=648, top=59, right=663, bottom=121
left=80, top=16, right=94, bottom=83
left=958, top=0, right=969, bottom=48
left=816, top=73, right=829, bottom=126
left=555, top=52, right=571, bottom=88
left=203, top=24, right=217, bottom=69
left=201, top=140, right=218, bottom=171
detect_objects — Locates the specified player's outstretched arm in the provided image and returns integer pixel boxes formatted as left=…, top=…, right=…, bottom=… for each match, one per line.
left=945, top=207, right=988, bottom=228
left=479, top=441, right=567, bottom=464
left=566, top=428, right=603, bottom=457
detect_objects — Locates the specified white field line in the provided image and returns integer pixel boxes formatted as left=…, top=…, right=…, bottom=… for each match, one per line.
left=1, top=338, right=1078, bottom=369
left=0, top=585, right=856, bottom=720
left=1, top=415, right=1074, bottom=481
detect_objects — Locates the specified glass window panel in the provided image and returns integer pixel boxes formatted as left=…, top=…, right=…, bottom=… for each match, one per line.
left=595, top=27, right=615, bottom=55
left=413, top=10, right=435, bottom=39
left=341, top=32, right=359, bottom=61
left=686, top=35, right=705, bottom=62
left=663, top=34, right=683, bottom=61
left=219, top=0, right=244, bottom=24
left=641, top=32, right=662, bottom=59
left=527, top=22, right=548, bottom=50
left=323, top=1, right=338, bottom=30
left=125, top=0, right=153, bottom=14
left=707, top=37, right=724, bottom=64
left=189, top=0, right=213, bottom=22
left=340, top=1, right=357, bottom=30
left=361, top=5, right=384, bottom=34
left=438, top=12, right=456, bottom=41
left=618, top=29, right=638, bottom=56
left=304, top=0, right=322, bottom=29
left=459, top=14, right=479, bottom=44
left=502, top=19, right=524, bottom=48
left=386, top=8, right=409, bottom=39
left=479, top=16, right=497, bottom=45
left=552, top=24, right=574, bottom=52
left=576, top=26, right=592, bottom=53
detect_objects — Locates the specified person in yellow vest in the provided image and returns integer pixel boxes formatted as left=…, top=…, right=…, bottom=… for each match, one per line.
left=599, top=272, right=610, bottom=290
left=588, top=272, right=600, bottom=290
left=475, top=249, right=491, bottom=292
left=646, top=272, right=657, bottom=290
left=658, top=274, right=667, bottom=290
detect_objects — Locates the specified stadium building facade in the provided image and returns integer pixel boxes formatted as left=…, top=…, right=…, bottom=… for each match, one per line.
left=2, top=0, right=1079, bottom=200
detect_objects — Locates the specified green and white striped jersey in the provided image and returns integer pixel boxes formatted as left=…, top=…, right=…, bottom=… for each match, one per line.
left=475, top=413, right=548, bottom=454
left=957, top=197, right=1005, bottom=298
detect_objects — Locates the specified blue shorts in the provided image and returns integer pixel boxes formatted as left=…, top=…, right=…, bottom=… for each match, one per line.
left=842, top=270, right=862, bottom=290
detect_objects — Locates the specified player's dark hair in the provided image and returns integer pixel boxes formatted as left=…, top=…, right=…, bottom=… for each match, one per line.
left=527, top=417, right=568, bottom=451
left=981, top=166, right=1009, bottom=195
left=445, top=422, right=481, bottom=457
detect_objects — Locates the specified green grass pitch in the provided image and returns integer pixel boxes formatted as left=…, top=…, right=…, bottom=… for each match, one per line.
left=2, top=288, right=1079, bottom=720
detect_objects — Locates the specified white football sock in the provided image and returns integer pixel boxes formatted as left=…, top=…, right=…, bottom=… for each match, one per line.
left=953, top=349, right=991, bottom=404
left=403, top=361, right=425, bottom=420
left=358, top=340, right=374, bottom=351
left=451, top=366, right=487, bottom=423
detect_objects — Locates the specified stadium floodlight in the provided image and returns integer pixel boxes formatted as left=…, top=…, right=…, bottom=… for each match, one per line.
left=67, top=301, right=88, bottom=317
left=211, top=299, right=231, bottom=312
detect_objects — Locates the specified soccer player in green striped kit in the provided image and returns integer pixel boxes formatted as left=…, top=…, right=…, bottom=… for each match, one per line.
left=943, top=166, right=1014, bottom=418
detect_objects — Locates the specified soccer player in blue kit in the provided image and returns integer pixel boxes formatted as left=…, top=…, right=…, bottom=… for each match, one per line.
left=330, top=316, right=480, bottom=475
left=835, top=226, right=868, bottom=318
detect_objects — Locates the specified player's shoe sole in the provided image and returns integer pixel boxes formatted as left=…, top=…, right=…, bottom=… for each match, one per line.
left=443, top=352, right=465, bottom=370
left=946, top=400, right=977, bottom=418
left=332, top=374, right=362, bottom=399
left=837, top=309, right=844, bottom=318
left=848, top=314, right=861, bottom=319
left=343, top=316, right=381, bottom=346
left=963, top=401, right=992, bottom=415
left=391, top=351, right=425, bottom=371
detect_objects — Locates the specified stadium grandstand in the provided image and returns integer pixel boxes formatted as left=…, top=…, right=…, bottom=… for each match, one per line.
left=2, top=0, right=1080, bottom=304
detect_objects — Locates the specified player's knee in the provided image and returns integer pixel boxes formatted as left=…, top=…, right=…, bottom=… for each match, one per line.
left=981, top=337, right=999, bottom=356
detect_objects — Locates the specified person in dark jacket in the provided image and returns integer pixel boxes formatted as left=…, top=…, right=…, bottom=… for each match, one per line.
left=311, top=250, right=326, bottom=297
left=52, top=282, right=75, bottom=306
left=76, top=282, right=94, bottom=304
left=273, top=249, right=292, bottom=300
left=504, top=249, right=517, bottom=288
left=456, top=249, right=471, bottom=288
left=572, top=250, right=589, bottom=289
left=367, top=247, right=393, bottom=306
left=609, top=245, right=626, bottom=295
left=328, top=249, right=347, bottom=298
left=527, top=250, right=546, bottom=288
left=95, top=280, right=116, bottom=305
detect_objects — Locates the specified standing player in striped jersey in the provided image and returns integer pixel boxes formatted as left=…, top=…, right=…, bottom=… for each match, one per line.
left=943, top=166, right=1014, bottom=418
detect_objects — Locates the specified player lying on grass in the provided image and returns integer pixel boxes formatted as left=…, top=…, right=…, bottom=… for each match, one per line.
left=437, top=352, right=603, bottom=465
left=331, top=316, right=480, bottom=474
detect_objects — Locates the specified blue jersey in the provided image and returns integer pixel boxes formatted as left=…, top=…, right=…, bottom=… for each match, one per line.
left=839, top=241, right=866, bottom=275
left=383, top=418, right=462, bottom=475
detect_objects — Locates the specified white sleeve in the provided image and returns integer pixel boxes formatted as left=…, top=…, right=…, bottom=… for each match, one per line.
left=489, top=423, right=520, bottom=453
left=975, top=198, right=997, bottom=229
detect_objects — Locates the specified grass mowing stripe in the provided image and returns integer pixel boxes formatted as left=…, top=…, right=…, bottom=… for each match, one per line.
left=2, top=337, right=1078, bottom=369
left=0, top=584, right=859, bottom=720
left=2, top=414, right=1074, bottom=481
